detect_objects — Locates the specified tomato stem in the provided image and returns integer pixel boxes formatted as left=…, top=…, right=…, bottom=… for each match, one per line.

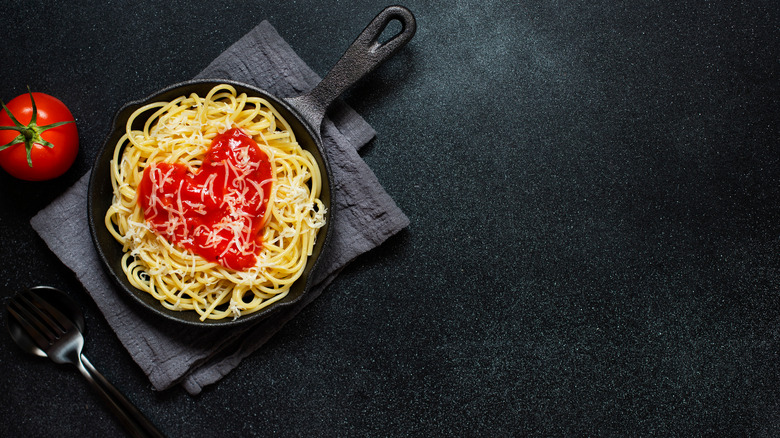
left=0, top=87, right=73, bottom=167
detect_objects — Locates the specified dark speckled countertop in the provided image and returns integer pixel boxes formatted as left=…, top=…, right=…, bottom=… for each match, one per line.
left=1, top=1, right=778, bottom=436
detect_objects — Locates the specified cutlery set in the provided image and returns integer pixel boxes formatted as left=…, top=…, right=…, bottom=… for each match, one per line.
left=5, top=286, right=164, bottom=438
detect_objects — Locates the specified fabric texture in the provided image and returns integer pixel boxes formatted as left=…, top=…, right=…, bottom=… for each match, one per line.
left=30, top=20, right=409, bottom=395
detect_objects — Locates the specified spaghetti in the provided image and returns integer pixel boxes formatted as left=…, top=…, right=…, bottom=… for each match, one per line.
left=105, top=84, right=326, bottom=321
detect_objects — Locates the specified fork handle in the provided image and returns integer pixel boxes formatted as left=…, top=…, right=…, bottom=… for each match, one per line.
left=78, top=355, right=165, bottom=438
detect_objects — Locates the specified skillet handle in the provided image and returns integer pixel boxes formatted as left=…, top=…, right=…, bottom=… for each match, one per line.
left=288, top=5, right=416, bottom=132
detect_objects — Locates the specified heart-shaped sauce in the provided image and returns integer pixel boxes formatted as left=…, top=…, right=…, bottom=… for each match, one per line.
left=137, top=128, right=273, bottom=270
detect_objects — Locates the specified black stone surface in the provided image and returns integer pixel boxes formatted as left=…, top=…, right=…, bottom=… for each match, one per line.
left=1, top=1, right=778, bottom=436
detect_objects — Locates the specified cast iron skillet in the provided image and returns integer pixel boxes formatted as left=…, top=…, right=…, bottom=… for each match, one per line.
left=87, top=6, right=416, bottom=327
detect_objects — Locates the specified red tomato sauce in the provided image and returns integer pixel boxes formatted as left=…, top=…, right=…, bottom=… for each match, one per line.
left=137, top=128, right=273, bottom=270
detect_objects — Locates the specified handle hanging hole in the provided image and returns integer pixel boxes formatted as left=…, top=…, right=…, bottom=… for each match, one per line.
left=376, top=18, right=403, bottom=46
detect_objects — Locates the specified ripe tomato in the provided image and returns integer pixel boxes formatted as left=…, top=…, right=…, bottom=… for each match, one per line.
left=0, top=90, right=78, bottom=181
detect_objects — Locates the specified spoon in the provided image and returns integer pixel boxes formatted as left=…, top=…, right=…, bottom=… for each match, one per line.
left=5, top=286, right=164, bottom=438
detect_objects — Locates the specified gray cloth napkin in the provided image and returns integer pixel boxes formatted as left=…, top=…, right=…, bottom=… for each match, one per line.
left=30, top=21, right=409, bottom=395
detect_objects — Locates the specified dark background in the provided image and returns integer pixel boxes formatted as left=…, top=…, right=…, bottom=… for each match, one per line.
left=1, top=0, right=779, bottom=436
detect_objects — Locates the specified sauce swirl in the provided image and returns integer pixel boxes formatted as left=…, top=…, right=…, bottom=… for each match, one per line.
left=137, top=128, right=273, bottom=270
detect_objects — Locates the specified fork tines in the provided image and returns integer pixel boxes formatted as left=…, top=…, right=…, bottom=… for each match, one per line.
left=7, top=290, right=75, bottom=349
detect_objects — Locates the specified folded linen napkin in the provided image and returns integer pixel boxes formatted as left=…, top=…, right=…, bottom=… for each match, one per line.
left=30, top=20, right=409, bottom=395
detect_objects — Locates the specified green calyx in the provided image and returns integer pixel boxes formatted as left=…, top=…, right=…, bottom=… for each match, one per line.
left=0, top=88, right=73, bottom=167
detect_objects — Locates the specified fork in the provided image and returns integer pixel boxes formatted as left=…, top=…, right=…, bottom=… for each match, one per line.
left=6, top=288, right=164, bottom=438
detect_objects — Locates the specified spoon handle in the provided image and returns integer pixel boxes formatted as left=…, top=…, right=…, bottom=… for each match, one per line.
left=78, top=355, right=165, bottom=438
